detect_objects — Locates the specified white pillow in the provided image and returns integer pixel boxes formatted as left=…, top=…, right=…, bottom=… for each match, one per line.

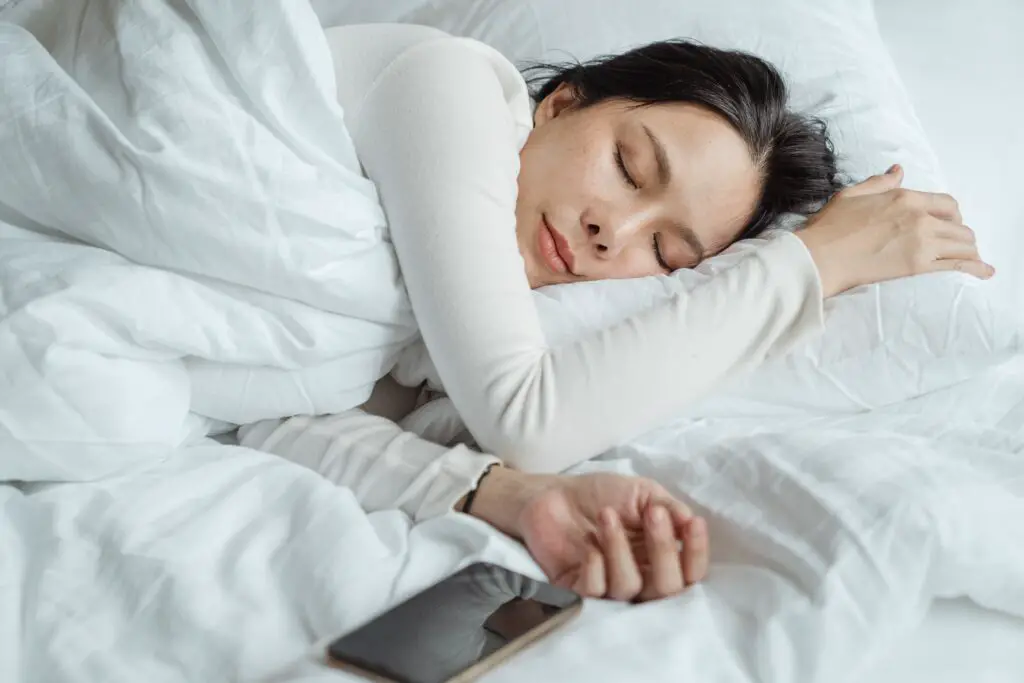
left=392, top=237, right=1021, bottom=416
left=368, top=0, right=1021, bottom=413
left=531, top=244, right=1021, bottom=417
left=314, top=0, right=946, bottom=191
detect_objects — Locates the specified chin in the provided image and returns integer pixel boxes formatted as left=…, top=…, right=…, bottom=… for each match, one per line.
left=527, top=270, right=549, bottom=290
left=526, top=266, right=556, bottom=290
left=533, top=271, right=579, bottom=289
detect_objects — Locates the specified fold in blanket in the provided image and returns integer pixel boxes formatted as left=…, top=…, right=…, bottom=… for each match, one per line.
left=0, top=0, right=418, bottom=481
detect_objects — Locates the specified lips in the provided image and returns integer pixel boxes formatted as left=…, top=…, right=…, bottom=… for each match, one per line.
left=538, top=215, right=577, bottom=275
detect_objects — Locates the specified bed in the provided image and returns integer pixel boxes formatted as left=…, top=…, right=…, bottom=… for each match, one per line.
left=1, top=1, right=1022, bottom=682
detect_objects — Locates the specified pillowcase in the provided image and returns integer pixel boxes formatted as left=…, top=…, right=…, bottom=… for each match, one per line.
left=368, top=0, right=1021, bottom=413
left=531, top=243, right=1021, bottom=417
left=313, top=0, right=946, bottom=191
left=392, top=236, right=1021, bottom=417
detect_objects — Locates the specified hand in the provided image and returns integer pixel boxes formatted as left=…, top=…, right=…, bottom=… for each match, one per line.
left=464, top=467, right=709, bottom=602
left=796, top=164, right=995, bottom=297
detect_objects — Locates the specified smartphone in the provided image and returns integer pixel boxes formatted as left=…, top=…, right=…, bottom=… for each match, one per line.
left=326, top=562, right=583, bottom=683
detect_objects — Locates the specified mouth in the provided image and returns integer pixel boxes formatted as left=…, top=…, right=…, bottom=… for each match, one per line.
left=538, top=215, right=577, bottom=276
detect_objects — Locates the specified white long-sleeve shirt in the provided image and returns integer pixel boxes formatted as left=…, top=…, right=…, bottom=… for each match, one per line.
left=242, top=24, right=825, bottom=520
left=239, top=383, right=498, bottom=523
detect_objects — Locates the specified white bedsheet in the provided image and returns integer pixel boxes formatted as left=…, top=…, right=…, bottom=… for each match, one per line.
left=9, top=361, right=1022, bottom=683
left=858, top=598, right=1024, bottom=683
left=2, top=1, right=1023, bottom=682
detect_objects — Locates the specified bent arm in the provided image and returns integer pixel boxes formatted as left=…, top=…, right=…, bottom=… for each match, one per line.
left=353, top=38, right=823, bottom=473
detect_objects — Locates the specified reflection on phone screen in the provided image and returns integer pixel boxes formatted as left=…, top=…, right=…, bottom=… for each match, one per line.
left=327, top=563, right=581, bottom=683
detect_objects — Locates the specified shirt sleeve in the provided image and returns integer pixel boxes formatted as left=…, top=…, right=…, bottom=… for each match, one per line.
left=238, top=405, right=499, bottom=522
left=351, top=37, right=825, bottom=474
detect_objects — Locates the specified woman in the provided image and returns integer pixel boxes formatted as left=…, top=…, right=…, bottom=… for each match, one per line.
left=245, top=24, right=992, bottom=602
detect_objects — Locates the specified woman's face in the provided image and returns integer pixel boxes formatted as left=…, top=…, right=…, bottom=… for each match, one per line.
left=516, top=85, right=762, bottom=289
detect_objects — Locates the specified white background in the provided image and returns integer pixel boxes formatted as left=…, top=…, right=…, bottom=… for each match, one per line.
left=875, top=0, right=1024, bottom=300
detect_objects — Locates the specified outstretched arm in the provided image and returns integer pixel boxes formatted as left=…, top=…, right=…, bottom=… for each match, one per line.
left=241, top=396, right=710, bottom=602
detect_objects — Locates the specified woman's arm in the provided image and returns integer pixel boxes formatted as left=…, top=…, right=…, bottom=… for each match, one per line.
left=351, top=37, right=823, bottom=473
left=240, top=399, right=710, bottom=601
left=239, top=407, right=500, bottom=523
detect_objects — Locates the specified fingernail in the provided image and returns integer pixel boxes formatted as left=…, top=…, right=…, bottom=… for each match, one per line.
left=886, top=163, right=901, bottom=174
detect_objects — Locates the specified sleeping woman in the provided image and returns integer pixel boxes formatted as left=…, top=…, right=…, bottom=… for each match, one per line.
left=243, top=24, right=992, bottom=602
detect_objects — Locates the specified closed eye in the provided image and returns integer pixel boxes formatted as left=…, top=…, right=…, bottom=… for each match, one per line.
left=652, top=234, right=671, bottom=272
left=615, top=144, right=638, bottom=190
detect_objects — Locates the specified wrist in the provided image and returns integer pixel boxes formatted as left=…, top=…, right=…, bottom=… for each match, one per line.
left=459, top=466, right=556, bottom=539
left=795, top=231, right=847, bottom=298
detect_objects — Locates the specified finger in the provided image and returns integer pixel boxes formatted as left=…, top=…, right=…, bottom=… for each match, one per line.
left=571, top=547, right=606, bottom=598
left=840, top=164, right=903, bottom=198
left=934, top=223, right=977, bottom=245
left=652, top=495, right=694, bottom=525
left=931, top=237, right=981, bottom=263
left=657, top=497, right=698, bottom=570
left=931, top=258, right=996, bottom=280
left=599, top=508, right=643, bottom=601
left=921, top=192, right=962, bottom=223
left=682, top=517, right=710, bottom=586
left=638, top=505, right=685, bottom=601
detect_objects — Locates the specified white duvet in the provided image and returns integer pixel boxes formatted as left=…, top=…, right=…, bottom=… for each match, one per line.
left=1, top=2, right=1023, bottom=683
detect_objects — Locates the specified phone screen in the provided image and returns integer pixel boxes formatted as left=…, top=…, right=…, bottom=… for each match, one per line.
left=326, top=562, right=582, bottom=683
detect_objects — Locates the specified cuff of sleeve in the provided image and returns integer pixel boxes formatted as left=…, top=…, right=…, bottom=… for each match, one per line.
left=759, top=230, right=826, bottom=355
left=237, top=418, right=285, bottom=449
left=415, top=444, right=501, bottom=522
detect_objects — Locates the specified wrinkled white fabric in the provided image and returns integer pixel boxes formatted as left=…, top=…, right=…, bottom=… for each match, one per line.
left=5, top=361, right=1024, bottom=683
left=3, top=3, right=1024, bottom=683
left=0, top=0, right=418, bottom=481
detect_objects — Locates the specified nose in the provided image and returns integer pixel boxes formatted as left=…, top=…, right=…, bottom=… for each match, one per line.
left=586, top=212, right=645, bottom=259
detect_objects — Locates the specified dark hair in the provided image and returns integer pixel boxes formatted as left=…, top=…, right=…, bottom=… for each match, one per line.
left=525, top=40, right=842, bottom=240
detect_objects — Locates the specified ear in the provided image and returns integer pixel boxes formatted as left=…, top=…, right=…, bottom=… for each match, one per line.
left=533, top=82, right=578, bottom=127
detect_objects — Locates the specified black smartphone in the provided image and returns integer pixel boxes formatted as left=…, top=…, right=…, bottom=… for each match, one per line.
left=326, top=562, right=583, bottom=683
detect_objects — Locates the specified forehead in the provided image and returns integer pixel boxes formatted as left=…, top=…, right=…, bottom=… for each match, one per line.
left=605, top=100, right=762, bottom=250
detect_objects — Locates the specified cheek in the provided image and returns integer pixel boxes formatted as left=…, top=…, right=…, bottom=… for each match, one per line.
left=548, top=150, right=607, bottom=202
left=587, top=245, right=662, bottom=281
left=533, top=122, right=617, bottom=196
